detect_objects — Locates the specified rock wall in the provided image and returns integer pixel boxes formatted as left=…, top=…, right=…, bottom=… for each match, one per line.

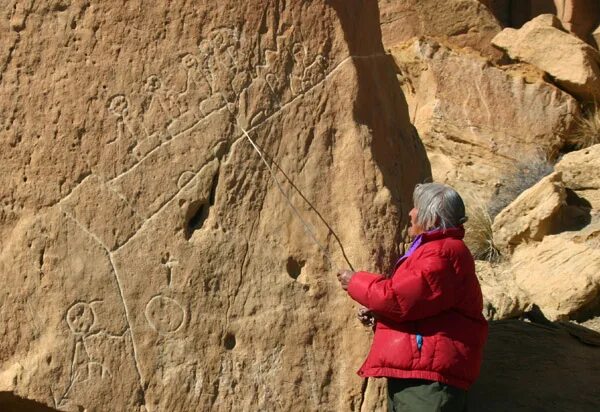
left=0, top=1, right=430, bottom=410
left=379, top=0, right=503, bottom=60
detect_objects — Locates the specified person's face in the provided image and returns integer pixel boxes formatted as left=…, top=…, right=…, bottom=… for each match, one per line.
left=408, top=207, right=424, bottom=237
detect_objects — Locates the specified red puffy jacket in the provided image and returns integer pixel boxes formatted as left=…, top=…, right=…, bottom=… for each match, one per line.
left=347, top=226, right=488, bottom=390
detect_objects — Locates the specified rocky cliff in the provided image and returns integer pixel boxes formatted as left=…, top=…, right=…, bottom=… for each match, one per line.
left=0, top=1, right=429, bottom=411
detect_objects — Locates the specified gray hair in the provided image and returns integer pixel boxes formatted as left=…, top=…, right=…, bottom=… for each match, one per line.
left=413, top=183, right=468, bottom=231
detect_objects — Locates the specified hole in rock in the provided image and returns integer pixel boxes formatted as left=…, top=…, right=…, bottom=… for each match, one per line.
left=184, top=174, right=219, bottom=239
left=223, top=333, right=236, bottom=350
left=0, top=392, right=60, bottom=412
left=286, top=257, right=305, bottom=280
left=550, top=189, right=592, bottom=235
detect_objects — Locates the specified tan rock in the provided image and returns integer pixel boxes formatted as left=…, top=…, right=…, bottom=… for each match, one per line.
left=492, top=172, right=566, bottom=252
left=469, top=320, right=600, bottom=410
left=511, top=218, right=600, bottom=320
left=556, top=0, right=600, bottom=43
left=0, top=1, right=430, bottom=410
left=556, top=144, right=600, bottom=208
left=379, top=0, right=503, bottom=60
left=476, top=261, right=531, bottom=320
left=593, top=24, right=600, bottom=48
left=481, top=1, right=600, bottom=46
left=391, top=38, right=577, bottom=201
left=492, top=14, right=600, bottom=101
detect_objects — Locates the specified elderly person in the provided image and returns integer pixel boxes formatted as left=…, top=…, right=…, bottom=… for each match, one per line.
left=338, top=183, right=488, bottom=412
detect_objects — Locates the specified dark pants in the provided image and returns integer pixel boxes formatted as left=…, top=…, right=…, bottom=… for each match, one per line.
left=387, top=378, right=468, bottom=412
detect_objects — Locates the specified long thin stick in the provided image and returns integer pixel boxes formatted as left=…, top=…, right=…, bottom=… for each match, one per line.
left=236, top=120, right=355, bottom=272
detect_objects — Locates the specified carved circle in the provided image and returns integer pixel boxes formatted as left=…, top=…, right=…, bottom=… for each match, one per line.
left=66, top=302, right=95, bottom=335
left=145, top=295, right=185, bottom=335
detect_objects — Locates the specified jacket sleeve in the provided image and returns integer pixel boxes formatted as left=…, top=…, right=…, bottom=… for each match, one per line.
left=347, top=248, right=458, bottom=322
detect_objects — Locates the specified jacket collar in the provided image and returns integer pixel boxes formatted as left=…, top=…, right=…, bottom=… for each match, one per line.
left=420, top=225, right=465, bottom=242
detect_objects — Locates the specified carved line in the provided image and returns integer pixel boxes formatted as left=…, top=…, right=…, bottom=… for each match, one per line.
left=108, top=104, right=229, bottom=185
left=144, top=294, right=187, bottom=336
left=60, top=210, right=147, bottom=406
left=54, top=53, right=383, bottom=213
left=112, top=156, right=220, bottom=252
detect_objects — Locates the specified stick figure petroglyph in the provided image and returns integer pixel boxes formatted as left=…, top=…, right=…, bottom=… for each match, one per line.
left=178, top=54, right=213, bottom=119
left=56, top=301, right=113, bottom=408
left=106, top=95, right=142, bottom=148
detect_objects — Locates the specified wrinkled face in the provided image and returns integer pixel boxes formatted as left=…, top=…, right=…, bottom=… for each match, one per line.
left=408, top=207, right=424, bottom=237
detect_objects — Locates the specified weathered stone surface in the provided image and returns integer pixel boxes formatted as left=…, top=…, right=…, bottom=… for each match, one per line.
left=0, top=1, right=430, bottom=411
left=511, top=218, right=600, bottom=320
left=593, top=24, right=600, bottom=49
left=556, top=0, right=600, bottom=43
left=492, top=172, right=566, bottom=252
left=556, top=143, right=600, bottom=209
left=391, top=38, right=577, bottom=201
left=481, top=0, right=600, bottom=45
left=492, top=14, right=600, bottom=101
left=476, top=261, right=531, bottom=320
left=469, top=319, right=600, bottom=411
left=379, top=0, right=503, bottom=60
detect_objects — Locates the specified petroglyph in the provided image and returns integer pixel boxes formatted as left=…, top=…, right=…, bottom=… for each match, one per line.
left=144, top=295, right=186, bottom=335
left=57, top=301, right=114, bottom=408
left=66, top=302, right=96, bottom=335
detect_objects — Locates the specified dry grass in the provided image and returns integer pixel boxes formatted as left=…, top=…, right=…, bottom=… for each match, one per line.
left=464, top=195, right=501, bottom=263
left=571, top=104, right=600, bottom=149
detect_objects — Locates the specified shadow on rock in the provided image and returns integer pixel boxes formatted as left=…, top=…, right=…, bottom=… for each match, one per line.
left=469, top=318, right=600, bottom=411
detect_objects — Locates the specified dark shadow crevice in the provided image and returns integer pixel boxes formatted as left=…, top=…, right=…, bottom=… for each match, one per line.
left=0, top=393, right=60, bottom=412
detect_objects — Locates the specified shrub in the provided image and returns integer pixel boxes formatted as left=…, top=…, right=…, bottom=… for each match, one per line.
left=464, top=195, right=501, bottom=262
left=570, top=104, right=600, bottom=149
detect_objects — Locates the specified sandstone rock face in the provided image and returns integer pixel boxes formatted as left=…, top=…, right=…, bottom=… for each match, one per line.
left=492, top=172, right=566, bottom=252
left=469, top=320, right=600, bottom=411
left=556, top=143, right=600, bottom=209
left=481, top=0, right=600, bottom=46
left=492, top=14, right=600, bottom=101
left=555, top=0, right=600, bottom=43
left=0, top=1, right=430, bottom=411
left=391, top=38, right=577, bottom=201
left=379, top=0, right=503, bottom=60
left=593, top=24, right=600, bottom=49
left=476, top=261, right=531, bottom=320
left=511, top=218, right=600, bottom=320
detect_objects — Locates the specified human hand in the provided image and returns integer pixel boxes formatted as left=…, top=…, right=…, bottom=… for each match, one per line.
left=357, top=306, right=375, bottom=327
left=336, top=269, right=355, bottom=290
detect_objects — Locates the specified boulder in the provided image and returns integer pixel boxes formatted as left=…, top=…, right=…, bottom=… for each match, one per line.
left=556, top=0, right=600, bottom=43
left=556, top=144, right=600, bottom=209
left=391, top=38, right=578, bottom=201
left=476, top=261, right=531, bottom=320
left=379, top=0, right=503, bottom=60
left=469, top=319, right=600, bottom=411
left=0, top=1, right=430, bottom=410
left=492, top=172, right=566, bottom=253
left=511, top=218, right=600, bottom=320
left=594, top=24, right=600, bottom=49
left=492, top=14, right=600, bottom=101
left=481, top=1, right=600, bottom=46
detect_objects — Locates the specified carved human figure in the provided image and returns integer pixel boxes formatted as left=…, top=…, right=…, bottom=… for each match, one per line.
left=135, top=75, right=180, bottom=157
left=178, top=53, right=213, bottom=119
left=57, top=302, right=112, bottom=408
left=208, top=29, right=240, bottom=103
left=302, top=54, right=327, bottom=91
left=107, top=95, right=142, bottom=147
left=289, top=43, right=307, bottom=95
left=142, top=75, right=179, bottom=138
